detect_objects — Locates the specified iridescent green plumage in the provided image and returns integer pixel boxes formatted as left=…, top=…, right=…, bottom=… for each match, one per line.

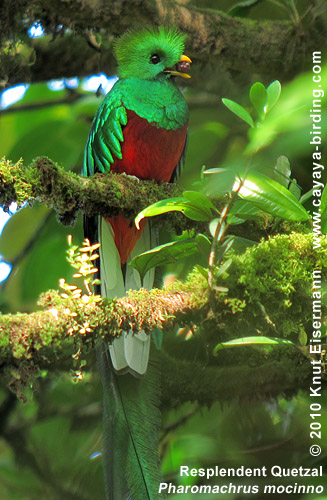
left=97, top=345, right=163, bottom=500
left=83, top=27, right=189, bottom=176
left=114, top=27, right=187, bottom=79
left=83, top=25, right=190, bottom=500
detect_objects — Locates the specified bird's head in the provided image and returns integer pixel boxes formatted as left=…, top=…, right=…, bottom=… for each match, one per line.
left=114, top=26, right=191, bottom=81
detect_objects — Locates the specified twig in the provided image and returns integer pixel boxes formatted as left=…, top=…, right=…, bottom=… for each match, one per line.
left=207, top=178, right=244, bottom=301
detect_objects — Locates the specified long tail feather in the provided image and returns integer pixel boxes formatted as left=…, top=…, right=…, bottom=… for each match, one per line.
left=97, top=342, right=129, bottom=500
left=99, top=217, right=155, bottom=375
left=93, top=216, right=162, bottom=499
left=97, top=342, right=163, bottom=500
left=118, top=359, right=163, bottom=500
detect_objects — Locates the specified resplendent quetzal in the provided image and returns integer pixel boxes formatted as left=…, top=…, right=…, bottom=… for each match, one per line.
left=83, top=26, right=191, bottom=500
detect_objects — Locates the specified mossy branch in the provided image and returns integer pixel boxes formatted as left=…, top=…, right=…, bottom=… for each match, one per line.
left=0, top=284, right=315, bottom=405
left=0, top=157, right=183, bottom=226
left=160, top=350, right=314, bottom=407
left=0, top=286, right=198, bottom=362
left=1, top=232, right=326, bottom=403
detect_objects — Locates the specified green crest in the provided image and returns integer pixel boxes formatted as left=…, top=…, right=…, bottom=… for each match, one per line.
left=114, top=26, right=187, bottom=80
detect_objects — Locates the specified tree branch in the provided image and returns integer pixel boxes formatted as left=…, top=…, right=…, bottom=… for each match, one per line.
left=0, top=157, right=184, bottom=226
left=0, top=283, right=319, bottom=405
left=0, top=286, right=201, bottom=362
left=0, top=0, right=324, bottom=89
left=160, top=350, right=315, bottom=406
left=0, top=285, right=317, bottom=405
left=1, top=232, right=326, bottom=404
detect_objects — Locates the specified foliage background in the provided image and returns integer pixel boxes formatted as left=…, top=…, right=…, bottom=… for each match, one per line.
left=0, top=0, right=327, bottom=499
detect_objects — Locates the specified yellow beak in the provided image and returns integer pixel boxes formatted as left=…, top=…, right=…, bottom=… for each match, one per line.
left=164, top=54, right=192, bottom=79
left=179, top=54, right=192, bottom=63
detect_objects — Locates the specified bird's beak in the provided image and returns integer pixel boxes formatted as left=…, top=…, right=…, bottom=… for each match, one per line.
left=164, top=54, right=192, bottom=79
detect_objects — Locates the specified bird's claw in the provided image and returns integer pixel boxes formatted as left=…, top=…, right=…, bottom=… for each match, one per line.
left=121, top=172, right=140, bottom=182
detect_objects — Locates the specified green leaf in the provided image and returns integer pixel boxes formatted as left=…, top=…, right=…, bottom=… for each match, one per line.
left=206, top=229, right=234, bottom=264
left=222, top=98, right=254, bottom=128
left=195, top=233, right=211, bottom=259
left=273, top=156, right=301, bottom=200
left=246, top=72, right=325, bottom=154
left=174, top=229, right=195, bottom=242
left=183, top=206, right=213, bottom=221
left=228, top=200, right=264, bottom=224
left=216, top=258, right=232, bottom=278
left=215, top=237, right=235, bottom=266
left=209, top=218, right=219, bottom=238
left=300, top=188, right=313, bottom=205
left=249, top=82, right=267, bottom=118
left=266, top=80, right=281, bottom=111
left=298, top=328, right=307, bottom=347
left=231, top=236, right=258, bottom=254
left=321, top=183, right=327, bottom=216
left=135, top=194, right=214, bottom=229
left=183, top=191, right=217, bottom=212
left=274, top=156, right=301, bottom=200
left=236, top=172, right=310, bottom=221
left=214, top=336, right=294, bottom=354
left=129, top=240, right=199, bottom=281
left=182, top=191, right=215, bottom=221
left=135, top=197, right=185, bottom=228
left=228, top=0, right=265, bottom=16
left=273, top=156, right=291, bottom=187
left=288, top=179, right=302, bottom=201
left=203, top=167, right=236, bottom=196
left=195, top=264, right=208, bottom=279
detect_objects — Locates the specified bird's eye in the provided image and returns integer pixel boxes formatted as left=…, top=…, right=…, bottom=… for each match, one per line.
left=150, top=54, right=161, bottom=64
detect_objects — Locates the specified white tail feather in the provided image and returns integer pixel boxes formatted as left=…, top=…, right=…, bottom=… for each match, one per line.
left=99, top=217, right=155, bottom=376
left=99, top=219, right=125, bottom=298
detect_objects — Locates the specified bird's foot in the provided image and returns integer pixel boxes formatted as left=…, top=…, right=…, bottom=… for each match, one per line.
left=121, top=172, right=140, bottom=182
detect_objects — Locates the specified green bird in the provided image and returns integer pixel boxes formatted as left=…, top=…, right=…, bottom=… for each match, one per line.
left=83, top=26, right=191, bottom=500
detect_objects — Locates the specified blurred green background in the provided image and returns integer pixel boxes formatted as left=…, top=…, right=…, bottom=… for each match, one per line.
left=1, top=0, right=327, bottom=498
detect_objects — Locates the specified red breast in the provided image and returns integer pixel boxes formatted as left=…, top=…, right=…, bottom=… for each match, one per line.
left=106, top=109, right=188, bottom=264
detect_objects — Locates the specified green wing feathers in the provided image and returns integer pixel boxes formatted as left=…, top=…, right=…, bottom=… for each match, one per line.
left=83, top=89, right=127, bottom=176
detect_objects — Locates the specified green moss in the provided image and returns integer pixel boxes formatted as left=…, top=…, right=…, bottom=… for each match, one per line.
left=0, top=231, right=323, bottom=402
left=222, top=232, right=327, bottom=340
left=0, top=155, right=186, bottom=227
left=0, top=158, right=32, bottom=210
